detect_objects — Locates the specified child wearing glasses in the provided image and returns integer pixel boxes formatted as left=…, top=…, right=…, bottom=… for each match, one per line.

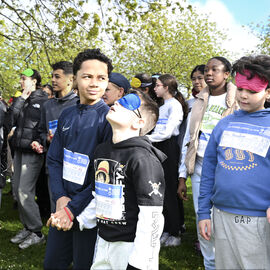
left=147, top=74, right=189, bottom=247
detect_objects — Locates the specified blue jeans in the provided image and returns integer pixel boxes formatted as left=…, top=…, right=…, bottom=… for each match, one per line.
left=191, top=157, right=215, bottom=270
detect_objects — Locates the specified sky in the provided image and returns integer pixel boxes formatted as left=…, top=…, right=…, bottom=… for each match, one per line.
left=188, top=0, right=270, bottom=60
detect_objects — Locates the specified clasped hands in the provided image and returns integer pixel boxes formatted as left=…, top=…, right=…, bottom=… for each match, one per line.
left=47, top=196, right=74, bottom=231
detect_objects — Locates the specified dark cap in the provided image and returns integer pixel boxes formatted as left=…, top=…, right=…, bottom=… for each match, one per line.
left=109, top=72, right=130, bottom=93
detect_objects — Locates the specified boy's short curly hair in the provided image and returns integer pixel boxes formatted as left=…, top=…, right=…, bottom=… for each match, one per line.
left=52, top=61, right=73, bottom=75
left=232, top=55, right=270, bottom=88
left=128, top=89, right=159, bottom=136
left=73, top=48, right=113, bottom=76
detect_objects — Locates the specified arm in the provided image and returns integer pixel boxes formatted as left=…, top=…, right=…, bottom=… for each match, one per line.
left=128, top=156, right=165, bottom=269
left=197, top=127, right=218, bottom=242
left=36, top=103, right=49, bottom=148
left=197, top=131, right=218, bottom=221
left=177, top=112, right=191, bottom=200
left=67, top=122, right=112, bottom=218
left=128, top=206, right=164, bottom=270
left=46, top=119, right=68, bottom=204
left=76, top=192, right=96, bottom=230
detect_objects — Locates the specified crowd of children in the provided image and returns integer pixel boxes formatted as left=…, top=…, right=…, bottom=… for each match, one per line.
left=0, top=48, right=270, bottom=270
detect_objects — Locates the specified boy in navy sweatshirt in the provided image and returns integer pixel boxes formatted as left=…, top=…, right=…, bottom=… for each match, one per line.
left=198, top=55, right=270, bottom=270
left=43, top=49, right=113, bottom=270
left=78, top=90, right=166, bottom=270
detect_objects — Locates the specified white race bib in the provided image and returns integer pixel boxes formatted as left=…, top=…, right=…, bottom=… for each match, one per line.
left=219, top=122, right=270, bottom=157
left=95, top=181, right=123, bottom=220
left=63, top=148, right=90, bottom=185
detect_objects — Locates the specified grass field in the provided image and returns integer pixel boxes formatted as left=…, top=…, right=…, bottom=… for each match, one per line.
left=0, top=181, right=204, bottom=270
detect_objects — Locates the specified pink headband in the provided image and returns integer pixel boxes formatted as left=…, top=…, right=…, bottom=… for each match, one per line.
left=235, top=70, right=268, bottom=92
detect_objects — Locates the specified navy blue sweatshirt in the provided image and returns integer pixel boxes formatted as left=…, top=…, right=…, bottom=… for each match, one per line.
left=47, top=99, right=112, bottom=217
left=38, top=90, right=79, bottom=150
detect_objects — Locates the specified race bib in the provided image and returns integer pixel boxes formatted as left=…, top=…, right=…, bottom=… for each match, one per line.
left=155, top=118, right=168, bottom=132
left=49, top=120, right=58, bottom=135
left=219, top=122, right=270, bottom=157
left=63, top=148, right=90, bottom=185
left=95, top=181, right=123, bottom=220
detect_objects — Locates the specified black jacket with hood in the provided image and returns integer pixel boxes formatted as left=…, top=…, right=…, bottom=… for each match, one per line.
left=7, top=88, right=48, bottom=152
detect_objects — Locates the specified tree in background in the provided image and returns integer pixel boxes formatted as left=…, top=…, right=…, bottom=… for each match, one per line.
left=0, top=0, right=228, bottom=99
left=256, top=17, right=270, bottom=55
left=112, top=4, right=227, bottom=96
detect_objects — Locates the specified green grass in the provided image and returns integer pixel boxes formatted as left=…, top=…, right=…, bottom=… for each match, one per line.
left=0, top=181, right=204, bottom=270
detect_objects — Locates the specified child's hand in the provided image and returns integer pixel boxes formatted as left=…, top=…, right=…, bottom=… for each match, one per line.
left=21, top=80, right=34, bottom=99
left=267, top=208, right=270, bottom=224
left=199, top=219, right=211, bottom=241
left=31, top=141, right=44, bottom=154
left=47, top=130, right=54, bottom=143
left=177, top=178, right=188, bottom=201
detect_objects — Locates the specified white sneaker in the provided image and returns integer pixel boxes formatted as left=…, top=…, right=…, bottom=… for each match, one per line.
left=164, top=236, right=181, bottom=247
left=19, top=232, right=45, bottom=249
left=10, top=228, right=31, bottom=244
left=160, top=232, right=170, bottom=246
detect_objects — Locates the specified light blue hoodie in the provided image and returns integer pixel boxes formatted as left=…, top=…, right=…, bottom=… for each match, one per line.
left=198, top=108, right=270, bottom=221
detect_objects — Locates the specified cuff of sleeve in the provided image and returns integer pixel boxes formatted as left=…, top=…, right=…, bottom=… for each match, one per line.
left=198, top=213, right=211, bottom=222
left=179, top=171, right=187, bottom=179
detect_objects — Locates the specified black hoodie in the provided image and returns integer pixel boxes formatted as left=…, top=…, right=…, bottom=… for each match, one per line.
left=93, top=136, right=167, bottom=242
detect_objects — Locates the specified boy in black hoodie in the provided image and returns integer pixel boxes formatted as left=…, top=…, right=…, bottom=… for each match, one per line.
left=78, top=89, right=166, bottom=270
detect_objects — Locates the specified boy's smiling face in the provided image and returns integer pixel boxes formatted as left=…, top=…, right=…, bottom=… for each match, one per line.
left=237, top=88, right=270, bottom=113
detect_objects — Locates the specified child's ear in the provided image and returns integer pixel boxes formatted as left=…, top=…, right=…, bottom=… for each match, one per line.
left=118, top=88, right=124, bottom=98
left=132, top=118, right=145, bottom=130
left=266, top=88, right=270, bottom=101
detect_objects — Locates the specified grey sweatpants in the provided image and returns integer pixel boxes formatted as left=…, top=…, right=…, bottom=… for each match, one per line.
left=213, top=207, right=270, bottom=270
left=13, top=151, right=44, bottom=232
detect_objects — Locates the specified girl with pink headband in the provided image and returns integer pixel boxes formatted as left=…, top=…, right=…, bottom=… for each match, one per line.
left=198, top=54, right=270, bottom=270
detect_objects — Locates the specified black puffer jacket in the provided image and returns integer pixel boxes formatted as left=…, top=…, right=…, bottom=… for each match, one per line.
left=7, top=89, right=48, bottom=152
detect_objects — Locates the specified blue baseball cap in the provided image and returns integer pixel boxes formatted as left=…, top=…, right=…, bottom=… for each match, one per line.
left=109, top=72, right=131, bottom=93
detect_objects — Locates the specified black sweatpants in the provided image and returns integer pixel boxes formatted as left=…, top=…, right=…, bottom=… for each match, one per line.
left=154, top=136, right=184, bottom=236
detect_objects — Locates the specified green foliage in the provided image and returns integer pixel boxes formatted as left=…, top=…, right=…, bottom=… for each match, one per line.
left=112, top=5, right=228, bottom=96
left=0, top=0, right=228, bottom=99
left=256, top=17, right=270, bottom=55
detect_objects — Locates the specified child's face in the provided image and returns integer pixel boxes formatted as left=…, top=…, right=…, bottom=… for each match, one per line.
left=52, top=69, right=73, bottom=93
left=191, top=71, right=207, bottom=92
left=102, top=82, right=124, bottom=106
left=204, top=59, right=229, bottom=89
left=75, top=59, right=109, bottom=105
left=237, top=88, right=270, bottom=113
left=154, top=79, right=168, bottom=98
left=106, top=101, right=139, bottom=128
